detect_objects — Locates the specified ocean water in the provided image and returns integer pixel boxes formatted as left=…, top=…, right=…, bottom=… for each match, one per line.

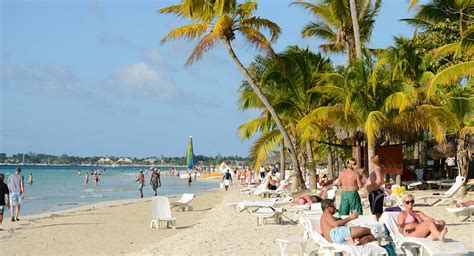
left=0, top=165, right=219, bottom=216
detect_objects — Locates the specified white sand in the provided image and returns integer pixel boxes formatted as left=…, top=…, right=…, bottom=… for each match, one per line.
left=1, top=185, right=473, bottom=255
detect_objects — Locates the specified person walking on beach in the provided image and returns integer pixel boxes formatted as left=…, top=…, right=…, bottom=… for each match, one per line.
left=0, top=174, right=10, bottom=229
left=222, top=170, right=232, bottom=191
left=366, top=155, right=384, bottom=220
left=150, top=169, right=161, bottom=196
left=8, top=167, right=24, bottom=222
left=27, top=173, right=33, bottom=186
left=337, top=158, right=363, bottom=215
left=136, top=170, right=145, bottom=198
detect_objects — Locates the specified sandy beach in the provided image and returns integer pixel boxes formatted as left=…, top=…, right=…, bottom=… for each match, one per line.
left=1, top=185, right=473, bottom=255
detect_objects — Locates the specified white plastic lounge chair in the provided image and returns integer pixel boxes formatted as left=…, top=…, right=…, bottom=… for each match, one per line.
left=299, top=215, right=387, bottom=256
left=446, top=204, right=474, bottom=222
left=258, top=179, right=291, bottom=198
left=170, top=193, right=195, bottom=211
left=379, top=211, right=469, bottom=256
left=418, top=176, right=466, bottom=206
left=250, top=207, right=282, bottom=225
left=150, top=196, right=176, bottom=230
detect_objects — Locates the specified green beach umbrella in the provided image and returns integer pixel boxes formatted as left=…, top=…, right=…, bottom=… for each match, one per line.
left=186, top=136, right=194, bottom=170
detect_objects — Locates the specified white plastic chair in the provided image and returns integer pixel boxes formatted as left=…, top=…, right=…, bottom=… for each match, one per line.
left=150, top=196, right=176, bottom=230
left=171, top=193, right=195, bottom=211
left=299, top=215, right=387, bottom=256
left=380, top=212, right=469, bottom=256
left=418, top=176, right=466, bottom=206
left=445, top=204, right=474, bottom=222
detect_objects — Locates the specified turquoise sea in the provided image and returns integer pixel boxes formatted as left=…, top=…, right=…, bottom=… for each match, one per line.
left=0, top=165, right=218, bottom=216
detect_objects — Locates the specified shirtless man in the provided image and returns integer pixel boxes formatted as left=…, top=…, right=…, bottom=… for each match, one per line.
left=320, top=199, right=375, bottom=245
left=337, top=158, right=363, bottom=215
left=366, top=155, right=384, bottom=220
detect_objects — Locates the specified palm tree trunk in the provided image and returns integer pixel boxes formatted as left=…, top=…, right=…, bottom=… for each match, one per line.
left=349, top=0, right=363, bottom=59
left=280, top=140, right=286, bottom=181
left=224, top=40, right=305, bottom=191
left=368, top=142, right=375, bottom=174
left=306, top=140, right=317, bottom=190
left=327, top=144, right=333, bottom=178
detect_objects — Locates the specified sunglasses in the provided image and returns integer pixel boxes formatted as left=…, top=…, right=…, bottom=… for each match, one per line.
left=405, top=200, right=415, bottom=205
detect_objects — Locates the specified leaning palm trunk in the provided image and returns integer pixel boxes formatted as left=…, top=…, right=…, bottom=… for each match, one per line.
left=306, top=140, right=317, bottom=190
left=349, top=0, right=362, bottom=59
left=224, top=40, right=305, bottom=191
left=280, top=140, right=286, bottom=181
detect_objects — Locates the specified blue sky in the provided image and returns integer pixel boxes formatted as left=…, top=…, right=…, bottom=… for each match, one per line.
left=1, top=0, right=419, bottom=158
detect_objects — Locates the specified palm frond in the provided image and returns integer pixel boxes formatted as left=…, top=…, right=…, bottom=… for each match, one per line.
left=365, top=111, right=387, bottom=147
left=427, top=61, right=474, bottom=97
left=399, top=18, right=433, bottom=29
left=238, top=116, right=272, bottom=140
left=242, top=17, right=281, bottom=42
left=250, top=130, right=282, bottom=170
left=384, top=92, right=414, bottom=113
left=160, top=22, right=209, bottom=44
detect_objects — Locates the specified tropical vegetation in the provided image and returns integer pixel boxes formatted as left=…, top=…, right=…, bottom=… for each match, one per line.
left=159, top=0, right=473, bottom=192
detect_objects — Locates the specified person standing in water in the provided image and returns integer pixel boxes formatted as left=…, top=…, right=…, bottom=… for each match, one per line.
left=136, top=170, right=145, bottom=198
left=84, top=172, right=90, bottom=184
left=27, top=173, right=33, bottom=186
left=188, top=171, right=192, bottom=186
left=366, top=155, right=385, bottom=221
left=150, top=169, right=161, bottom=196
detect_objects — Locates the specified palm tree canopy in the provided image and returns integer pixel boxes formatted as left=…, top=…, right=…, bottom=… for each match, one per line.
left=160, top=0, right=281, bottom=66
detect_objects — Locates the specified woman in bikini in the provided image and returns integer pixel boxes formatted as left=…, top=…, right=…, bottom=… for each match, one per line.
left=397, top=194, right=448, bottom=241
left=291, top=189, right=328, bottom=206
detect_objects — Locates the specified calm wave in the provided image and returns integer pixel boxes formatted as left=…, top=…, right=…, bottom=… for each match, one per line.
left=0, top=165, right=218, bottom=216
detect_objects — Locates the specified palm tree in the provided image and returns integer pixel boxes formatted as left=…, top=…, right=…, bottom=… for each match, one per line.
left=349, top=0, right=363, bottom=59
left=159, top=0, right=306, bottom=190
left=292, top=0, right=381, bottom=60
left=238, top=46, right=333, bottom=190
left=402, top=0, right=474, bottom=34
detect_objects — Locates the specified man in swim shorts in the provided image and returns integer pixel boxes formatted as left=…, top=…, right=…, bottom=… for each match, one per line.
left=0, top=173, right=10, bottom=228
left=8, top=167, right=24, bottom=222
left=337, top=158, right=363, bottom=215
left=366, top=155, right=384, bottom=220
left=320, top=199, right=375, bottom=245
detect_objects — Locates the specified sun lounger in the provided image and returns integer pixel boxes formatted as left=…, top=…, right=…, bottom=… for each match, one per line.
left=150, top=196, right=176, bottom=230
left=446, top=204, right=474, bottom=222
left=380, top=211, right=469, bottom=256
left=299, top=215, right=387, bottom=256
left=418, top=176, right=466, bottom=206
left=170, top=193, right=195, bottom=211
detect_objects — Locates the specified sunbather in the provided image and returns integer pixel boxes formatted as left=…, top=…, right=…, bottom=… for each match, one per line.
left=291, top=189, right=328, bottom=206
left=397, top=194, right=448, bottom=241
left=320, top=199, right=375, bottom=245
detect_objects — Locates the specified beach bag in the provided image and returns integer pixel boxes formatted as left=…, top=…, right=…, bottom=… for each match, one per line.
left=219, top=182, right=224, bottom=189
left=382, top=242, right=397, bottom=256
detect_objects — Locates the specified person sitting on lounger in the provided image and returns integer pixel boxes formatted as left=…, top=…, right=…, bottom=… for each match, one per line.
left=265, top=175, right=279, bottom=190
left=291, top=189, right=328, bottom=206
left=397, top=194, right=448, bottom=241
left=320, top=199, right=375, bottom=245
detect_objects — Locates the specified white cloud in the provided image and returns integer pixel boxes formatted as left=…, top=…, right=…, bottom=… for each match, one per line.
left=1, top=63, right=85, bottom=96
left=109, top=62, right=177, bottom=101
